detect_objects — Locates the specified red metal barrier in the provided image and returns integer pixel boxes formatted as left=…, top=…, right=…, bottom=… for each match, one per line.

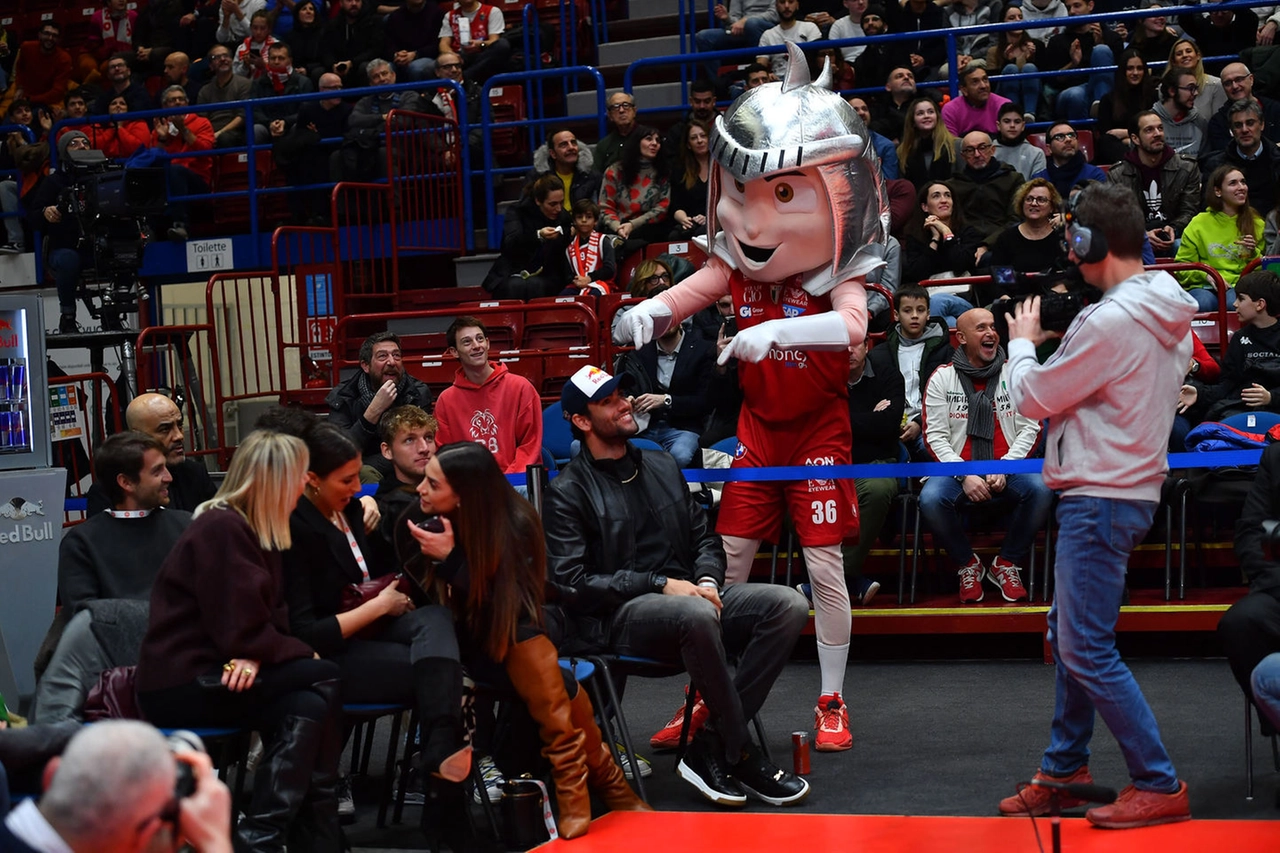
left=48, top=372, right=120, bottom=525
left=136, top=324, right=225, bottom=468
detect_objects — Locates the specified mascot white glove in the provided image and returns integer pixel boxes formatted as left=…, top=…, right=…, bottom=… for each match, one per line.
left=617, top=299, right=674, bottom=348
left=718, top=313, right=852, bottom=365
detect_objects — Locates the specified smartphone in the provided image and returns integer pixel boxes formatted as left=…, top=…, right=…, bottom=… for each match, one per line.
left=417, top=514, right=445, bottom=533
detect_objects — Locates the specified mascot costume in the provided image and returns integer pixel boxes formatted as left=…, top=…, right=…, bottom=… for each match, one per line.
left=618, top=42, right=889, bottom=752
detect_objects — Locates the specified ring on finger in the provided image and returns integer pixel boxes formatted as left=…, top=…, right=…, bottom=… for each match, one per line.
left=241, top=667, right=254, bottom=676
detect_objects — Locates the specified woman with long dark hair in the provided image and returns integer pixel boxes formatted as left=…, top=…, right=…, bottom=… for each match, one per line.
left=1176, top=165, right=1264, bottom=311
left=1095, top=49, right=1157, bottom=164
left=669, top=118, right=711, bottom=239
left=406, top=442, right=650, bottom=840
left=985, top=4, right=1043, bottom=119
left=284, top=0, right=326, bottom=82
left=482, top=173, right=572, bottom=299
left=136, top=430, right=344, bottom=852
left=896, top=98, right=960, bottom=190
left=599, top=124, right=670, bottom=258
left=1129, top=2, right=1178, bottom=66
left=900, top=180, right=983, bottom=325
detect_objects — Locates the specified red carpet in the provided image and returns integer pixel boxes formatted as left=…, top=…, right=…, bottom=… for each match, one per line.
left=534, top=811, right=1280, bottom=851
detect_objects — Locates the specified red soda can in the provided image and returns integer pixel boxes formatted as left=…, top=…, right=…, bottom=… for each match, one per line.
left=791, top=731, right=811, bottom=776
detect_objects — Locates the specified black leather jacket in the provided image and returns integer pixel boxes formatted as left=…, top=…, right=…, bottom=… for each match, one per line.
left=543, top=443, right=725, bottom=650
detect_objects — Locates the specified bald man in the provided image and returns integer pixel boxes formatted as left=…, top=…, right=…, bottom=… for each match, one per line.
left=85, top=394, right=217, bottom=515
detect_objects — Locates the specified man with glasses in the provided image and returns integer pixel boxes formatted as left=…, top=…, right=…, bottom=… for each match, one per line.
left=196, top=45, right=251, bottom=148
left=942, top=64, right=1011, bottom=137
left=151, top=86, right=214, bottom=242
left=1152, top=68, right=1206, bottom=159
left=1042, top=0, right=1123, bottom=121
left=92, top=53, right=151, bottom=115
left=595, top=92, right=639, bottom=171
left=0, top=720, right=234, bottom=853
left=1202, top=99, right=1280, bottom=216
left=1032, top=122, right=1106, bottom=198
left=1107, top=110, right=1201, bottom=258
left=10, top=22, right=72, bottom=111
left=950, top=131, right=1021, bottom=241
left=1205, top=63, right=1280, bottom=156
left=425, top=52, right=483, bottom=154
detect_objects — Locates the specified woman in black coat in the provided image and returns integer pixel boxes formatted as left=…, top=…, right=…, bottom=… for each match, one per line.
left=285, top=0, right=328, bottom=82
left=900, top=180, right=984, bottom=326
left=482, top=173, right=573, bottom=299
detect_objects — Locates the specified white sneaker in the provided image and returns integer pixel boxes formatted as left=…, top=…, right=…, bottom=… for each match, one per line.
left=471, top=754, right=504, bottom=804
left=336, top=775, right=355, bottom=817
left=616, top=743, right=653, bottom=779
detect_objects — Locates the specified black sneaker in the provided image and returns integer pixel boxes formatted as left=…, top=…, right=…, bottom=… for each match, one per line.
left=676, top=730, right=747, bottom=807
left=732, top=742, right=810, bottom=806
left=57, top=314, right=79, bottom=335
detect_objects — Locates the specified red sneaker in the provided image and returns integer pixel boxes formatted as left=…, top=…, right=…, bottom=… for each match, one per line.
left=988, top=556, right=1028, bottom=602
left=1086, top=781, right=1191, bottom=829
left=997, top=767, right=1095, bottom=816
left=958, top=555, right=985, bottom=603
left=649, top=687, right=708, bottom=751
left=813, top=693, right=853, bottom=752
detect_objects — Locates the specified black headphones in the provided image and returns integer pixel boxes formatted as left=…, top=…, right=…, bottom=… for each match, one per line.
left=1063, top=187, right=1108, bottom=264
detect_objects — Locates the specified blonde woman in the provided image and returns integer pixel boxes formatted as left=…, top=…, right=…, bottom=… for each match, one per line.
left=897, top=97, right=960, bottom=190
left=137, top=430, right=345, bottom=853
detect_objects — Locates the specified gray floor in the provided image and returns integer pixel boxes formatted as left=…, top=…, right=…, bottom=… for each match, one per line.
left=343, top=657, right=1280, bottom=850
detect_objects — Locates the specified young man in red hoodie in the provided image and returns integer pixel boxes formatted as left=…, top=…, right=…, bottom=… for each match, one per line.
left=433, top=316, right=542, bottom=474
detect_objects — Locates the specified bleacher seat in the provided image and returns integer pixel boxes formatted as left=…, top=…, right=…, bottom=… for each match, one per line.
left=540, top=352, right=593, bottom=400
left=404, top=356, right=458, bottom=399
left=522, top=307, right=594, bottom=350
left=488, top=84, right=527, bottom=167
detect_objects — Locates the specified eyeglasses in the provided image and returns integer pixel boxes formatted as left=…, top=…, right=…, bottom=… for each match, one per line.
left=211, top=53, right=231, bottom=61
left=643, top=272, right=671, bottom=284
left=437, top=62, right=462, bottom=70
left=1049, top=131, right=1077, bottom=142
left=319, top=84, right=342, bottom=91
left=1222, top=74, right=1253, bottom=88
left=961, top=143, right=993, bottom=155
left=1177, top=84, right=1200, bottom=94
left=66, top=138, right=90, bottom=149
left=1024, top=196, right=1051, bottom=206
left=608, top=102, right=636, bottom=112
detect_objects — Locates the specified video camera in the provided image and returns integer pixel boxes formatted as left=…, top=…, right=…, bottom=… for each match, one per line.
left=991, top=263, right=1103, bottom=333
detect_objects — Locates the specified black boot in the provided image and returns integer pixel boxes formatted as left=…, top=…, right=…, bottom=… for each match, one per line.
left=287, top=679, right=345, bottom=853
left=235, top=716, right=326, bottom=853
left=414, top=657, right=471, bottom=782
left=420, top=778, right=502, bottom=853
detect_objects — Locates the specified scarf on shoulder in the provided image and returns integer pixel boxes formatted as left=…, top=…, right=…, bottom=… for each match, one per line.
left=951, top=346, right=1006, bottom=461
left=268, top=64, right=295, bottom=94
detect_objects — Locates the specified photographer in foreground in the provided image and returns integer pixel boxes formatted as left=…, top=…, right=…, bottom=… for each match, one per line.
left=24, top=131, right=92, bottom=334
left=997, top=183, right=1196, bottom=828
left=1, top=720, right=233, bottom=853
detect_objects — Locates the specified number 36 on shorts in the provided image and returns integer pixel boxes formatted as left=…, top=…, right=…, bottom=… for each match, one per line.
left=811, top=499, right=839, bottom=525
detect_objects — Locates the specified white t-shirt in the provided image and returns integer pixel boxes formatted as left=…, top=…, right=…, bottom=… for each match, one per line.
left=757, top=21, right=822, bottom=78
left=438, top=6, right=506, bottom=45
left=829, top=16, right=865, bottom=63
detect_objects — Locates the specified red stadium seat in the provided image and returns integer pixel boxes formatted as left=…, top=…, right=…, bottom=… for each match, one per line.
left=488, top=84, right=527, bottom=167
left=523, top=307, right=594, bottom=350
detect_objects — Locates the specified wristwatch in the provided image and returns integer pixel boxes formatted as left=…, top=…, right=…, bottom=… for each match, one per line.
left=651, top=574, right=668, bottom=593
left=664, top=394, right=673, bottom=409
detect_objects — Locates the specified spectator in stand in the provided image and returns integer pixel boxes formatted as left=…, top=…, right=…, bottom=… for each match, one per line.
left=434, top=316, right=543, bottom=475
left=9, top=23, right=72, bottom=113
left=1167, top=37, right=1225, bottom=121
left=1107, top=110, right=1202, bottom=259
left=610, top=258, right=681, bottom=343
left=250, top=42, right=314, bottom=143
left=0, top=100, right=43, bottom=255
left=93, top=94, right=152, bottom=159
left=158, top=51, right=201, bottom=107
left=1170, top=330, right=1221, bottom=451
left=322, top=0, right=385, bottom=88
left=1020, top=0, right=1068, bottom=40
left=756, top=0, right=821, bottom=80
left=1152, top=67, right=1206, bottom=160
left=437, top=0, right=511, bottom=85
left=134, top=0, right=186, bottom=77
left=233, top=10, right=278, bottom=78
left=663, top=78, right=720, bottom=170
left=992, top=104, right=1046, bottom=181
left=387, top=0, right=444, bottom=82
left=216, top=0, right=266, bottom=48
left=1094, top=49, right=1157, bottom=165
left=1202, top=100, right=1280, bottom=217
left=565, top=199, right=615, bottom=296
left=921, top=307, right=1049, bottom=604
left=595, top=91, right=638, bottom=171
left=694, top=1, right=779, bottom=84
left=847, top=4, right=892, bottom=92
left=830, top=0, right=868, bottom=66
left=198, top=44, right=252, bottom=148
left=285, top=0, right=328, bottom=82
left=423, top=52, right=483, bottom=160
left=598, top=125, right=671, bottom=259
left=1206, top=63, right=1280, bottom=158
left=82, top=0, right=139, bottom=86
left=1032, top=122, right=1106, bottom=199
left=1042, top=0, right=1122, bottom=121
left=371, top=405, right=436, bottom=560
left=326, top=331, right=435, bottom=472
left=1261, top=7, right=1280, bottom=45
left=950, top=131, right=1021, bottom=241
left=900, top=181, right=982, bottom=326
left=983, top=179, right=1068, bottom=292
left=481, top=173, right=572, bottom=299
left=346, top=58, right=421, bottom=179
left=1128, top=2, right=1178, bottom=67
left=526, top=128, right=601, bottom=208
left=896, top=97, right=959, bottom=190
left=1178, top=0, right=1257, bottom=77
left=669, top=118, right=711, bottom=240
left=882, top=284, right=953, bottom=459
left=23, top=132, right=91, bottom=333
left=942, top=64, right=1011, bottom=138
left=884, top=0, right=947, bottom=81
left=56, top=91, right=89, bottom=144
left=1175, top=165, right=1263, bottom=312
left=281, top=72, right=350, bottom=225
left=986, top=5, right=1042, bottom=120
left=135, top=429, right=344, bottom=853
left=939, top=0, right=992, bottom=80
left=847, top=96, right=899, bottom=180
left=628, top=299, right=716, bottom=469
left=872, top=64, right=919, bottom=143
left=151, top=86, right=215, bottom=242
left=92, top=53, right=152, bottom=115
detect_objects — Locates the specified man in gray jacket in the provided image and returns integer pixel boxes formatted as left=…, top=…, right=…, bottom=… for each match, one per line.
left=999, top=183, right=1195, bottom=828
left=1107, top=110, right=1201, bottom=258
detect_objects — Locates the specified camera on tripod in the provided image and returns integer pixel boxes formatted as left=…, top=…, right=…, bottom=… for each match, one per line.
left=991, top=263, right=1103, bottom=333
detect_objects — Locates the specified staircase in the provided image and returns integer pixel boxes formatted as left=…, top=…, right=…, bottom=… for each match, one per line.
left=568, top=0, right=687, bottom=115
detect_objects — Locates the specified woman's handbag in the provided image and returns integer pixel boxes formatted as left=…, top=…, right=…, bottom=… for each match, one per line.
left=338, top=572, right=414, bottom=613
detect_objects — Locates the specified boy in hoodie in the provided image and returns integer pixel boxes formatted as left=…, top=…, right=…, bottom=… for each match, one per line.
left=1152, top=68, right=1205, bottom=159
left=1178, top=270, right=1280, bottom=425
left=884, top=284, right=953, bottom=459
left=1001, top=182, right=1194, bottom=828
left=992, top=104, right=1047, bottom=181
left=433, top=317, right=543, bottom=475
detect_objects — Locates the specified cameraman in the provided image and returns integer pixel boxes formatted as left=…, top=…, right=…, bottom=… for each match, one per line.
left=1, top=720, right=233, bottom=853
left=998, top=183, right=1196, bottom=827
left=24, top=131, right=92, bottom=335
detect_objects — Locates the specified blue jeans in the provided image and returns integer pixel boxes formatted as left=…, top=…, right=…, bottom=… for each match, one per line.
left=639, top=424, right=701, bottom=469
left=1041, top=496, right=1179, bottom=792
left=695, top=17, right=774, bottom=80
left=999, top=62, right=1040, bottom=116
left=929, top=292, right=973, bottom=328
left=1054, top=45, right=1114, bottom=121
left=918, top=471, right=1054, bottom=567
left=398, top=56, right=437, bottom=82
left=1253, top=653, right=1280, bottom=732
left=1189, top=286, right=1236, bottom=312
left=48, top=248, right=83, bottom=315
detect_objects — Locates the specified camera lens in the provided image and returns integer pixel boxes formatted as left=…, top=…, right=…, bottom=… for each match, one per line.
left=166, top=730, right=206, bottom=800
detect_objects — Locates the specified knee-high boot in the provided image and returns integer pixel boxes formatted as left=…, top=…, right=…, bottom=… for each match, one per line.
left=568, top=686, right=653, bottom=813
left=414, top=657, right=471, bottom=782
left=287, top=679, right=345, bottom=853
left=503, top=635, right=592, bottom=839
left=235, top=716, right=327, bottom=853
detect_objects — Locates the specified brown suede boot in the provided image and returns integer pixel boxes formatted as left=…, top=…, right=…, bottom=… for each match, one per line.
left=569, top=686, right=653, bottom=813
left=504, top=635, right=593, bottom=838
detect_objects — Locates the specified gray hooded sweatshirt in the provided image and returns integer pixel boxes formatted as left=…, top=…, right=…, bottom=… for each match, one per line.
left=1152, top=101, right=1205, bottom=160
left=1006, top=269, right=1197, bottom=503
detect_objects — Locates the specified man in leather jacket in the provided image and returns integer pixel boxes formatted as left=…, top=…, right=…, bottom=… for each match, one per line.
left=543, top=365, right=810, bottom=810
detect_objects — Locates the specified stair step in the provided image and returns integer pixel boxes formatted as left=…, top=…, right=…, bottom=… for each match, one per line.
left=455, top=253, right=499, bottom=289
left=625, top=0, right=681, bottom=18
left=598, top=34, right=683, bottom=66
left=605, top=14, right=680, bottom=43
